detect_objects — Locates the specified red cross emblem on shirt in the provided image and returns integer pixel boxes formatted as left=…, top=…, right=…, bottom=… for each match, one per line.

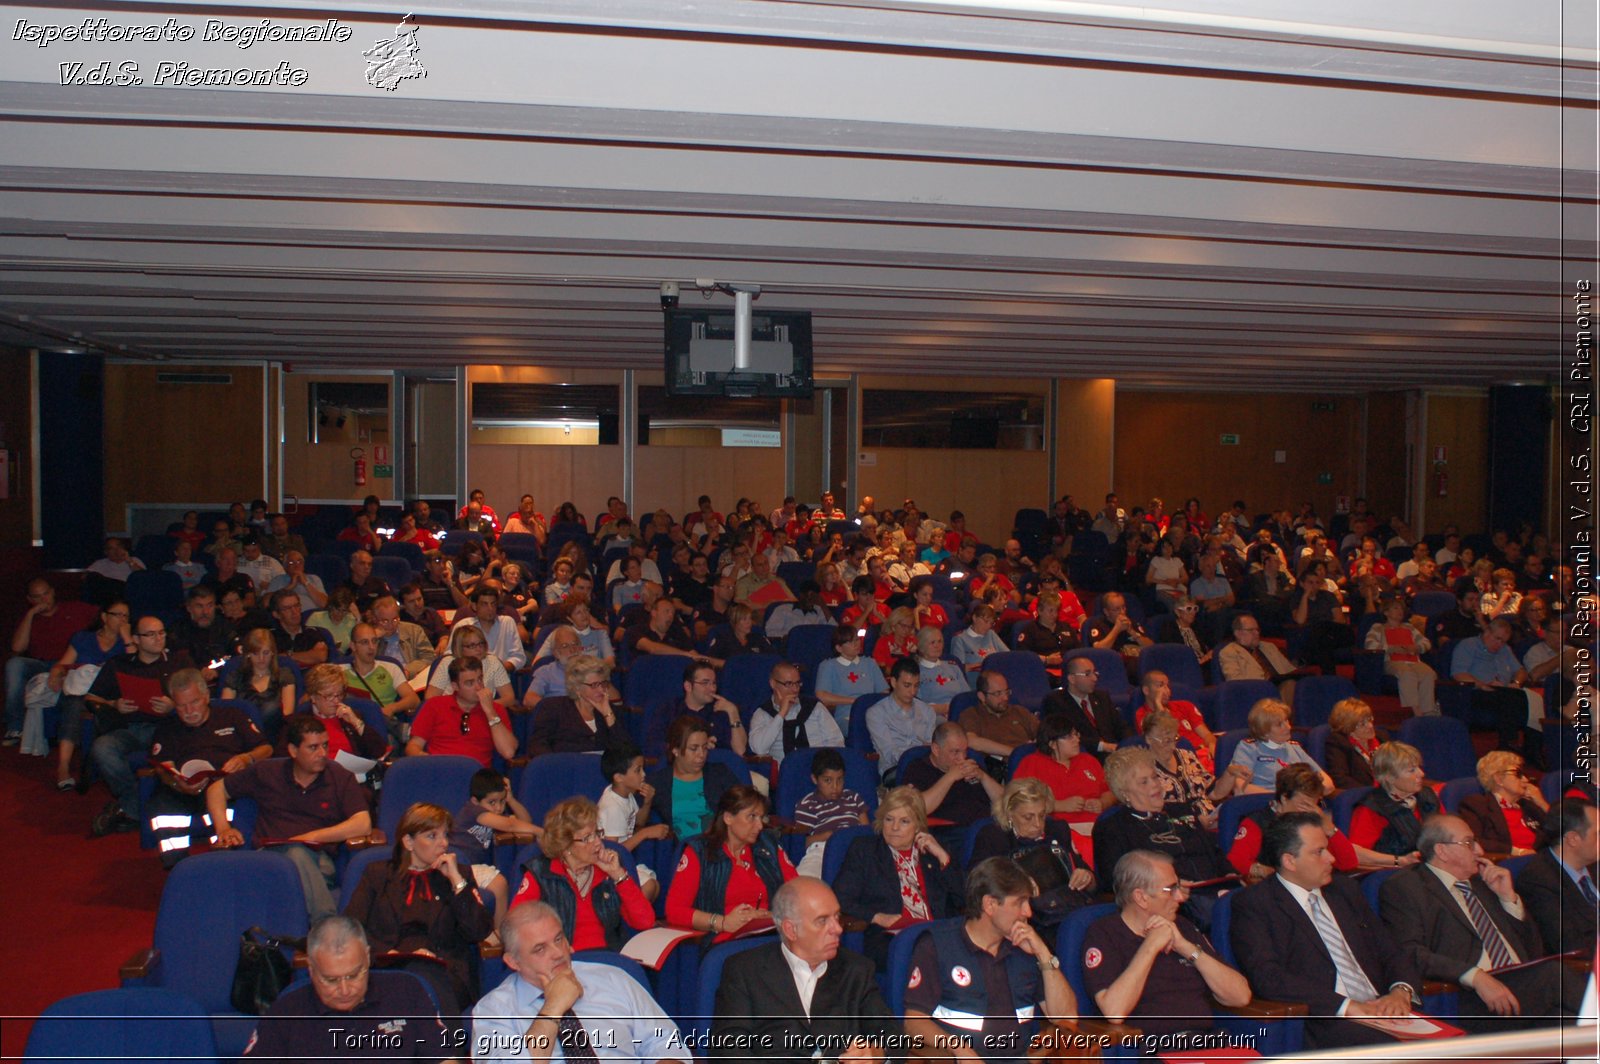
left=935, top=675, right=950, bottom=686
left=847, top=672, right=860, bottom=684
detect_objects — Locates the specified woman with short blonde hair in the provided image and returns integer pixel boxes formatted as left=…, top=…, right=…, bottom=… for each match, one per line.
left=1349, top=741, right=1437, bottom=860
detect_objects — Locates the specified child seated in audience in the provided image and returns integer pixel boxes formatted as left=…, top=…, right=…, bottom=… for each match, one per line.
left=596, top=742, right=671, bottom=901
left=792, top=748, right=870, bottom=877
left=447, top=769, right=539, bottom=928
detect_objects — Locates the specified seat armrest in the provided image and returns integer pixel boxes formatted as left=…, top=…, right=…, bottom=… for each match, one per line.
left=1214, top=995, right=1308, bottom=1018
left=346, top=829, right=387, bottom=851
left=120, top=947, right=160, bottom=981
left=1422, top=979, right=1459, bottom=996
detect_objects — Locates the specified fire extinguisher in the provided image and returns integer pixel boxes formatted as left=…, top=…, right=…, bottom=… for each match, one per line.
left=352, top=447, right=367, bottom=487
left=1434, top=461, right=1447, bottom=497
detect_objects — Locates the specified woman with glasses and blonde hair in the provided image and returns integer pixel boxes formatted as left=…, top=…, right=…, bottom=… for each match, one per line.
left=1458, top=750, right=1548, bottom=859
left=507, top=795, right=655, bottom=952
left=343, top=802, right=492, bottom=1014
left=970, top=777, right=1096, bottom=927
left=523, top=653, right=618, bottom=757
left=281, top=662, right=388, bottom=762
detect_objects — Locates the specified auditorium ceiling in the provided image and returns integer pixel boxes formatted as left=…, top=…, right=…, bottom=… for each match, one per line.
left=0, top=0, right=1594, bottom=389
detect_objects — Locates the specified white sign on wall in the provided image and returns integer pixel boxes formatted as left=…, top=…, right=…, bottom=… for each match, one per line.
left=721, top=428, right=781, bottom=448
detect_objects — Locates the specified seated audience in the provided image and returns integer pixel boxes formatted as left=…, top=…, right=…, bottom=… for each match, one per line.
left=450, top=586, right=527, bottom=671
left=1225, top=763, right=1394, bottom=880
left=913, top=626, right=967, bottom=715
left=447, top=768, right=537, bottom=925
left=704, top=602, right=775, bottom=660
left=510, top=795, right=655, bottom=951
left=1143, top=710, right=1243, bottom=830
left=343, top=622, right=419, bottom=726
left=1457, top=750, right=1547, bottom=860
left=791, top=748, right=870, bottom=877
left=665, top=784, right=796, bottom=943
left=1135, top=670, right=1217, bottom=771
left=524, top=653, right=619, bottom=757
left=344, top=801, right=492, bottom=1014
left=1014, top=713, right=1111, bottom=827
left=427, top=626, right=515, bottom=706
left=902, top=721, right=1002, bottom=836
left=406, top=657, right=517, bottom=769
left=871, top=607, right=919, bottom=674
left=1347, top=740, right=1438, bottom=859
left=814, top=624, right=888, bottom=732
left=1217, top=613, right=1299, bottom=703
left=1379, top=813, right=1584, bottom=1031
left=950, top=604, right=1007, bottom=673
left=649, top=715, right=740, bottom=841
left=1514, top=798, right=1599, bottom=955
left=270, top=589, right=330, bottom=668
left=958, top=669, right=1039, bottom=765
left=44, top=599, right=133, bottom=789
left=1363, top=594, right=1438, bottom=716
left=1230, top=698, right=1332, bottom=794
left=369, top=594, right=437, bottom=679
left=221, top=627, right=298, bottom=738
left=970, top=777, right=1096, bottom=925
left=1230, top=812, right=1422, bottom=1049
left=748, top=659, right=844, bottom=763
left=1322, top=697, right=1387, bottom=789
left=282, top=662, right=390, bottom=766
left=86, top=614, right=190, bottom=837
left=1082, top=850, right=1251, bottom=1042
left=595, top=743, right=669, bottom=902
left=209, top=716, right=373, bottom=918
left=1041, top=657, right=1129, bottom=757
left=865, top=658, right=938, bottom=777
left=832, top=785, right=962, bottom=971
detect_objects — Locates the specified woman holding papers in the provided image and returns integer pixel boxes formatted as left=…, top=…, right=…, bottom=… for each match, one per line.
left=665, top=785, right=795, bottom=945
left=277, top=663, right=388, bottom=766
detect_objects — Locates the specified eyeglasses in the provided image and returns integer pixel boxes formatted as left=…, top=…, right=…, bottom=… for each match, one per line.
left=137, top=629, right=166, bottom=638
left=1069, top=669, right=1097, bottom=678
left=104, top=610, right=130, bottom=618
left=1151, top=882, right=1191, bottom=897
left=691, top=678, right=718, bottom=687
left=569, top=831, right=599, bottom=847
left=1439, top=836, right=1481, bottom=849
left=774, top=678, right=802, bottom=688
left=581, top=679, right=608, bottom=689
left=313, top=964, right=369, bottom=989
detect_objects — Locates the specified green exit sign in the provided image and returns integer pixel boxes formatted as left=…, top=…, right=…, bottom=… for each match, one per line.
left=1312, top=400, right=1337, bottom=412
left=1317, top=472, right=1333, bottom=484
left=1219, top=433, right=1240, bottom=445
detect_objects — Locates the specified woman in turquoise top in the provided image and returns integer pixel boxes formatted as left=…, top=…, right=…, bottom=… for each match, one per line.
left=647, top=715, right=740, bottom=840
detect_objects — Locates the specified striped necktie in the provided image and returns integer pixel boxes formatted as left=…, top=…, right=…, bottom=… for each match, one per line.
left=1580, top=871, right=1599, bottom=907
left=1454, top=882, right=1516, bottom=970
left=1307, top=891, right=1378, bottom=1002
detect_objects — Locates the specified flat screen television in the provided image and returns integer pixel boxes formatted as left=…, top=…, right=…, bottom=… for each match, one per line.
left=664, top=308, right=813, bottom=398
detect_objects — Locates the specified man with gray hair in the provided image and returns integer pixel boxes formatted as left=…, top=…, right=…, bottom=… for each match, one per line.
left=472, top=900, right=683, bottom=1063
left=1080, top=852, right=1249, bottom=1044
left=713, top=877, right=898, bottom=1062
left=1379, top=813, right=1582, bottom=1029
left=244, top=914, right=452, bottom=1060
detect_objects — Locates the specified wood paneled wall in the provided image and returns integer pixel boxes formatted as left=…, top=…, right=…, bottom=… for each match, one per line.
left=279, top=372, right=395, bottom=503
left=635, top=446, right=786, bottom=523
left=1364, top=391, right=1409, bottom=520
left=1423, top=393, right=1489, bottom=532
left=856, top=449, right=1050, bottom=545
left=467, top=442, right=624, bottom=524
left=1056, top=378, right=1114, bottom=509
left=103, top=363, right=267, bottom=528
left=1112, top=391, right=1362, bottom=521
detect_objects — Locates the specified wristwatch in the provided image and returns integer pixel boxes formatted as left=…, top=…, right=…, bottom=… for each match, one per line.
left=1038, top=954, right=1060, bottom=971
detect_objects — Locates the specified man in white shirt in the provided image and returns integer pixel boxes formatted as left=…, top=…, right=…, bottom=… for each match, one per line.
left=749, top=661, right=844, bottom=764
left=712, top=877, right=895, bottom=1062
left=473, top=901, right=683, bottom=1063
left=452, top=586, right=527, bottom=670
left=235, top=534, right=287, bottom=593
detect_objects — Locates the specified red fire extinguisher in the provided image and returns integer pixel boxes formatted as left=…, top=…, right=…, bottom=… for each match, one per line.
left=352, top=447, right=367, bottom=487
left=1434, top=463, right=1447, bottom=497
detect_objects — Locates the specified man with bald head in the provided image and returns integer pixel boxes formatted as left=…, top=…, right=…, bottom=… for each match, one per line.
left=713, top=877, right=898, bottom=1062
left=341, top=550, right=391, bottom=614
left=1379, top=814, right=1582, bottom=1030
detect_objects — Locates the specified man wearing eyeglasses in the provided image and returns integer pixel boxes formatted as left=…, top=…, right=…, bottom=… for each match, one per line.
left=749, top=661, right=842, bottom=764
left=407, top=657, right=519, bottom=769
left=1218, top=613, right=1302, bottom=704
left=1378, top=814, right=1583, bottom=1030
left=1081, top=851, right=1250, bottom=1046
left=1041, top=659, right=1128, bottom=759
left=244, top=914, right=454, bottom=1061
left=87, top=614, right=192, bottom=837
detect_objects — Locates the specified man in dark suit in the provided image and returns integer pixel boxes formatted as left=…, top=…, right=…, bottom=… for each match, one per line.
left=1379, top=813, right=1583, bottom=1030
left=1515, top=798, right=1599, bottom=955
left=713, top=877, right=900, bottom=1062
left=1231, top=812, right=1422, bottom=1049
left=1042, top=657, right=1128, bottom=758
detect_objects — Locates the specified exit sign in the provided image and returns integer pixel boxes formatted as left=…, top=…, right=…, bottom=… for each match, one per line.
left=1312, top=401, right=1337, bottom=412
left=1317, top=472, right=1334, bottom=484
left=1219, top=433, right=1240, bottom=446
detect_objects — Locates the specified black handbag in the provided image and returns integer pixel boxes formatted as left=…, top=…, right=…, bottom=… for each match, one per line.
left=230, top=926, right=294, bottom=1015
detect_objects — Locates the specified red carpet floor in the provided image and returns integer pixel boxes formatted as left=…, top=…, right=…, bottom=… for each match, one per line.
left=0, top=746, right=165, bottom=1058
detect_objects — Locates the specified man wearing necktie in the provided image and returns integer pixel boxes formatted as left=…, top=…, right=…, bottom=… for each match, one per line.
left=1379, top=814, right=1583, bottom=1030
left=1231, top=812, right=1422, bottom=1048
left=473, top=901, right=684, bottom=1063
left=1041, top=660, right=1128, bottom=759
left=1514, top=798, right=1599, bottom=955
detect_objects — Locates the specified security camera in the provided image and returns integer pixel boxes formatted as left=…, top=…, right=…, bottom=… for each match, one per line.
left=660, top=281, right=680, bottom=309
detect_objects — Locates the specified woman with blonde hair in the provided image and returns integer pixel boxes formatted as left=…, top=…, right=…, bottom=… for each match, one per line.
left=1229, top=699, right=1332, bottom=794
left=1458, top=750, right=1548, bottom=859
left=871, top=606, right=919, bottom=673
left=507, top=795, right=655, bottom=951
left=970, top=777, right=1096, bottom=926
left=1323, top=697, right=1388, bottom=789
left=425, top=625, right=514, bottom=705
left=220, top=626, right=297, bottom=739
left=1348, top=741, right=1438, bottom=859
left=830, top=785, right=963, bottom=970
